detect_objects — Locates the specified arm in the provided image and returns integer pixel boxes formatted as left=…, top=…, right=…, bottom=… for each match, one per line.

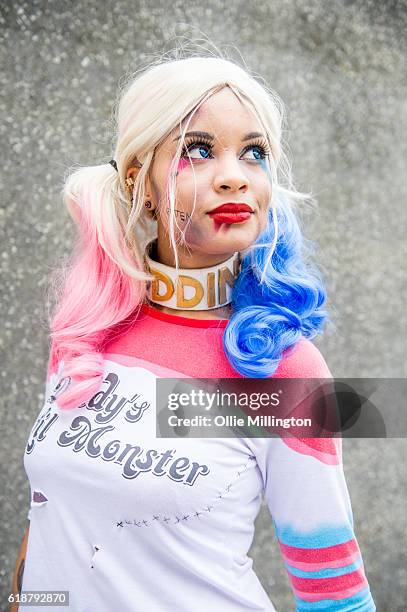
left=9, top=523, right=30, bottom=612
left=261, top=436, right=376, bottom=611
left=255, top=340, right=376, bottom=610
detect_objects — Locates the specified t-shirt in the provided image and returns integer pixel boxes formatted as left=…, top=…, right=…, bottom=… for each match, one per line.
left=21, top=303, right=376, bottom=611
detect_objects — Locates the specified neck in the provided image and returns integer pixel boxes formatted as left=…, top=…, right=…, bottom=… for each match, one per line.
left=144, top=239, right=240, bottom=320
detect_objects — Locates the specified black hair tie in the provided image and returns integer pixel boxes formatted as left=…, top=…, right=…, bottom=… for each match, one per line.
left=109, top=159, right=118, bottom=172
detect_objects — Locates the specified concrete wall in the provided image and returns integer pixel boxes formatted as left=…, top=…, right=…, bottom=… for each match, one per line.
left=1, top=1, right=406, bottom=609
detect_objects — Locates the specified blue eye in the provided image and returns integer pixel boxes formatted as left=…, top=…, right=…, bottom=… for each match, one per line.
left=180, top=139, right=271, bottom=162
left=185, top=144, right=211, bottom=159
left=244, top=146, right=263, bottom=160
left=181, top=141, right=212, bottom=160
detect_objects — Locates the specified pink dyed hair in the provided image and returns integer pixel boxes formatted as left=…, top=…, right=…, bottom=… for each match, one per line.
left=48, top=175, right=150, bottom=410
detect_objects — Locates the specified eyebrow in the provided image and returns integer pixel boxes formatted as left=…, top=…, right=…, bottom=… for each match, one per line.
left=172, top=130, right=266, bottom=142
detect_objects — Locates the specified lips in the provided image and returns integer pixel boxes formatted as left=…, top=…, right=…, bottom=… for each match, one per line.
left=208, top=203, right=253, bottom=214
left=207, top=202, right=254, bottom=225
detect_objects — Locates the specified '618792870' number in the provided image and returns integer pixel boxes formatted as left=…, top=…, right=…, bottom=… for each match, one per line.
left=8, top=591, right=69, bottom=606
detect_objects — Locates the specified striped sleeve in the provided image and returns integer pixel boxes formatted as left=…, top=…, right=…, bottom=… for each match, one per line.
left=254, top=339, right=376, bottom=610
left=259, top=436, right=375, bottom=610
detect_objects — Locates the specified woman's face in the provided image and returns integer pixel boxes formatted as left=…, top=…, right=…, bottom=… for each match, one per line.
left=145, top=87, right=273, bottom=268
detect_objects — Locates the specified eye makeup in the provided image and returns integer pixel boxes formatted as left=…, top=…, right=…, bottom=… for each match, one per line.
left=176, top=157, right=190, bottom=174
left=172, top=130, right=266, bottom=142
left=180, top=137, right=271, bottom=161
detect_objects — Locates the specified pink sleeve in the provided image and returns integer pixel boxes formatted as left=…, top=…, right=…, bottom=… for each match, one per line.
left=276, top=337, right=333, bottom=379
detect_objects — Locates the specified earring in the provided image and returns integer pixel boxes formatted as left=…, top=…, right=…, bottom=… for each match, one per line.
left=144, top=201, right=157, bottom=220
left=125, top=177, right=135, bottom=190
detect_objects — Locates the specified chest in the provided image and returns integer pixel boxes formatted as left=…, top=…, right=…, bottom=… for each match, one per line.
left=24, top=359, right=263, bottom=524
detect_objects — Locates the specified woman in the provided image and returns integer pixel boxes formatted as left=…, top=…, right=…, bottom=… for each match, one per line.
left=12, top=53, right=376, bottom=611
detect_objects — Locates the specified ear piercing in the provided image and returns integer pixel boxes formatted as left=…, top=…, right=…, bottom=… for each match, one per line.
left=124, top=176, right=154, bottom=216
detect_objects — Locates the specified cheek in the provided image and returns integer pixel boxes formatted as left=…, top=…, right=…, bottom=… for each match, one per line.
left=158, top=162, right=191, bottom=219
left=183, top=219, right=206, bottom=246
left=257, top=164, right=273, bottom=222
left=258, top=158, right=273, bottom=197
left=173, top=158, right=194, bottom=203
left=177, top=158, right=190, bottom=173
left=255, top=171, right=273, bottom=233
left=256, top=181, right=272, bottom=217
left=256, top=205, right=270, bottom=236
left=172, top=166, right=208, bottom=214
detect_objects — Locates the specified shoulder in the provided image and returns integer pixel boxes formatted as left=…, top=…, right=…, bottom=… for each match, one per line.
left=275, top=336, right=332, bottom=379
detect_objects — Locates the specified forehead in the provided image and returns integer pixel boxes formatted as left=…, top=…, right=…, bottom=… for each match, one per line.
left=193, top=88, right=257, bottom=122
left=169, top=87, right=264, bottom=142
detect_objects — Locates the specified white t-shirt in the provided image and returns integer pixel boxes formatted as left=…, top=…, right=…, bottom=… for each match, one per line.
left=21, top=304, right=376, bottom=611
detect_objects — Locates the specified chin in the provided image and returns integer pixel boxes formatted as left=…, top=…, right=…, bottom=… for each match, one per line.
left=218, top=226, right=259, bottom=250
left=210, top=234, right=257, bottom=254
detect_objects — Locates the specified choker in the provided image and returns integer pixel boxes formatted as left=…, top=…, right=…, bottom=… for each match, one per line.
left=143, top=239, right=241, bottom=311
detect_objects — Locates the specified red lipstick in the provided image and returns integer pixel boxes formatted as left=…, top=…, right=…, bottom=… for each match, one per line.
left=208, top=202, right=253, bottom=224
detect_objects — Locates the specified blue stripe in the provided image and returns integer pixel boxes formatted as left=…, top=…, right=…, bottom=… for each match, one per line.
left=285, top=557, right=362, bottom=579
left=274, top=521, right=355, bottom=549
left=294, top=586, right=376, bottom=611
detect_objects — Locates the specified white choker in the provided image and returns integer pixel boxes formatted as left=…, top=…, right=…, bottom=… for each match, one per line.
left=143, top=240, right=241, bottom=311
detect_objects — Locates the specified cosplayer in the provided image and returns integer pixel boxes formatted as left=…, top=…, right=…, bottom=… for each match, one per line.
left=11, top=53, right=376, bottom=611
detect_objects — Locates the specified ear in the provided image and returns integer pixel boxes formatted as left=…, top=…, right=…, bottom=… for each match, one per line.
left=125, top=163, right=141, bottom=187
left=126, top=163, right=157, bottom=218
left=126, top=163, right=153, bottom=203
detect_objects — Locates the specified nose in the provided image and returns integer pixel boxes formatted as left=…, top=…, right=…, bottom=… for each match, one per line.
left=213, top=154, right=249, bottom=193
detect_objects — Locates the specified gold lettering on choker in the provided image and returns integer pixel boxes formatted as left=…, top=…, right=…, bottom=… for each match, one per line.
left=150, top=268, right=174, bottom=301
left=233, top=258, right=240, bottom=277
left=176, top=276, right=204, bottom=308
left=218, top=266, right=235, bottom=304
left=207, top=273, right=216, bottom=308
left=148, top=258, right=240, bottom=308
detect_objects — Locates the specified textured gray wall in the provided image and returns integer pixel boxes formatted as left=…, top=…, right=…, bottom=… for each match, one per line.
left=1, top=0, right=407, bottom=610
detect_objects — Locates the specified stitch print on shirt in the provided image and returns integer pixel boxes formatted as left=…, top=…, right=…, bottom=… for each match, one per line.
left=116, top=454, right=257, bottom=528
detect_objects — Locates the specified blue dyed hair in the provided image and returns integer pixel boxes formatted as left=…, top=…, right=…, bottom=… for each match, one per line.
left=223, top=193, right=329, bottom=377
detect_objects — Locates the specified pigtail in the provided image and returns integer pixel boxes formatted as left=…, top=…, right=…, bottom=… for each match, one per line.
left=224, top=191, right=330, bottom=377
left=47, top=163, right=151, bottom=410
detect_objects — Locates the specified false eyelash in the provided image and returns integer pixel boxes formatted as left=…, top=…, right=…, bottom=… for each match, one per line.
left=180, top=137, right=271, bottom=159
left=242, top=139, right=272, bottom=158
left=181, top=137, right=214, bottom=157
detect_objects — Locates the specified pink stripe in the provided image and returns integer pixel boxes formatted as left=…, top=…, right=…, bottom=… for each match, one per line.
left=293, top=578, right=369, bottom=602
left=290, top=569, right=367, bottom=594
left=103, top=353, right=189, bottom=378
left=279, top=538, right=359, bottom=564
left=141, top=304, right=228, bottom=328
left=281, top=437, right=342, bottom=465
left=285, top=550, right=361, bottom=571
